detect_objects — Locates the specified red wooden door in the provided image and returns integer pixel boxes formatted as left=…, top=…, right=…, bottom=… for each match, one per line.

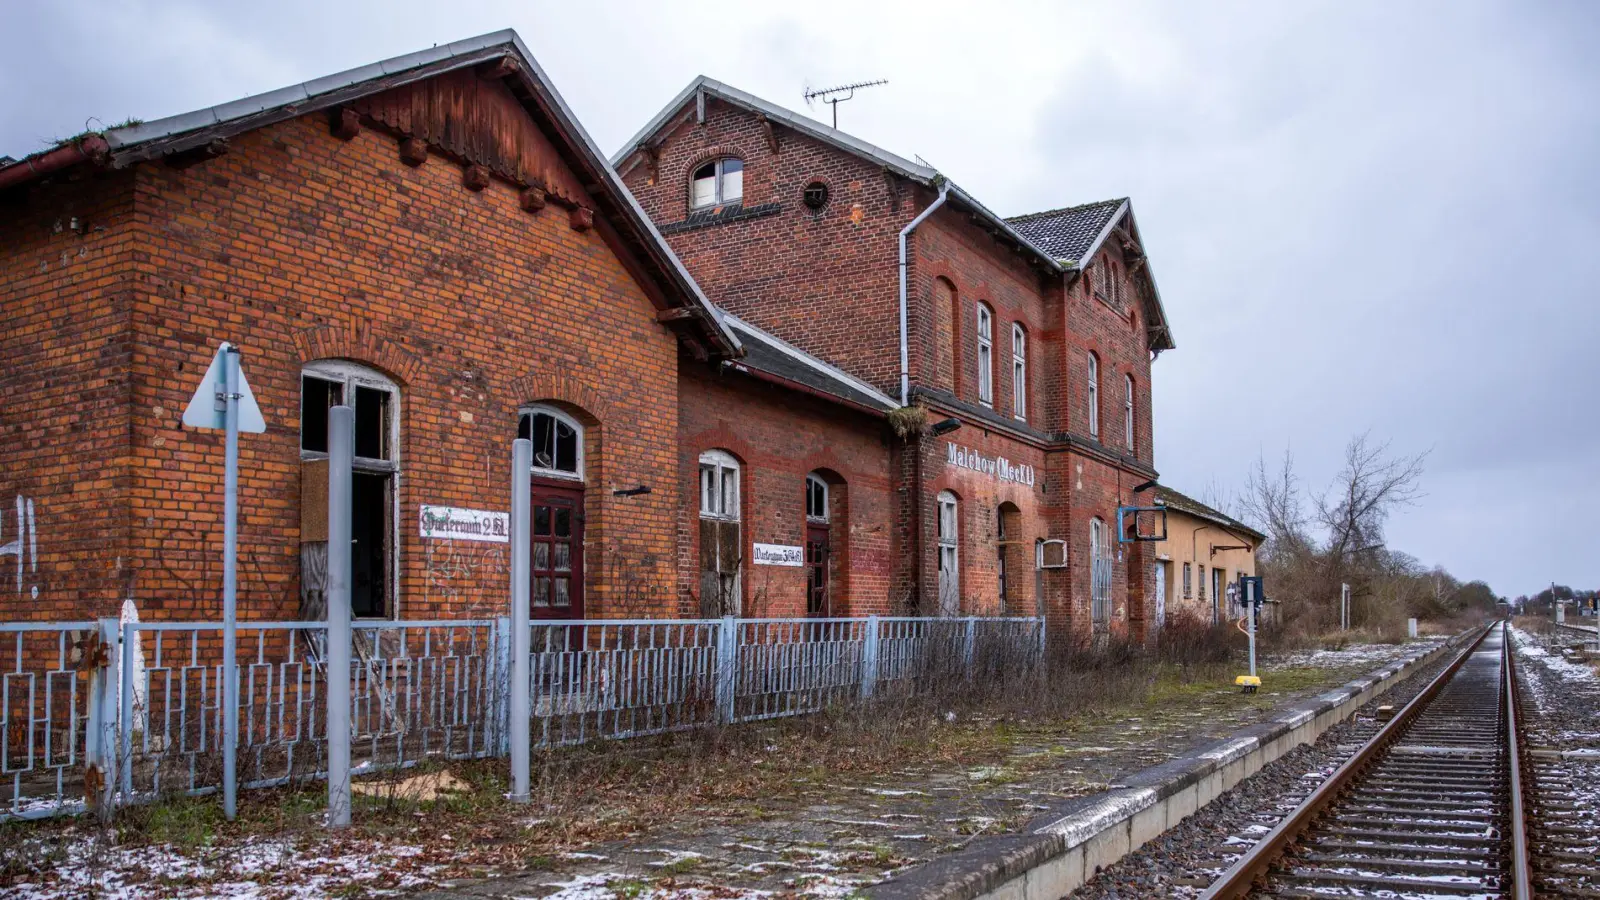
left=531, top=482, right=584, bottom=619
left=806, top=523, right=830, bottom=616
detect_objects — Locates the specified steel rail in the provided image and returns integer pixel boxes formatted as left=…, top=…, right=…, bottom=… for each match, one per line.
left=1199, top=622, right=1499, bottom=900
left=1504, top=622, right=1533, bottom=898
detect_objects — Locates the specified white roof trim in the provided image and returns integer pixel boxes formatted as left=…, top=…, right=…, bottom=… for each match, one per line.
left=613, top=76, right=934, bottom=182
left=722, top=313, right=898, bottom=411
left=1072, top=199, right=1131, bottom=269
left=613, top=78, right=1063, bottom=274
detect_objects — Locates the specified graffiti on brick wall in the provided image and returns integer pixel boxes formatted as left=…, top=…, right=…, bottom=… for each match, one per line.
left=0, top=495, right=38, bottom=599
left=423, top=538, right=508, bottom=615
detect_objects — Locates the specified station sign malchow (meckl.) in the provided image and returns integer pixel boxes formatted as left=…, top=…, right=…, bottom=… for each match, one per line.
left=945, top=442, right=1037, bottom=487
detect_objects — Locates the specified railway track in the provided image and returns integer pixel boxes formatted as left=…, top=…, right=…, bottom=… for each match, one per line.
left=1202, top=622, right=1532, bottom=898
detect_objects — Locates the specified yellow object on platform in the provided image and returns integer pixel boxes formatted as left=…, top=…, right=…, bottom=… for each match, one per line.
left=1235, top=675, right=1261, bottom=693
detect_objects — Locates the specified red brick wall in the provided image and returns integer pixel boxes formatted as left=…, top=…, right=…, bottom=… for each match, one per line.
left=0, top=173, right=139, bottom=620
left=2, top=100, right=686, bottom=623
left=1066, top=243, right=1155, bottom=468
left=621, top=98, right=913, bottom=396
left=912, top=206, right=1062, bottom=429
left=676, top=362, right=894, bottom=617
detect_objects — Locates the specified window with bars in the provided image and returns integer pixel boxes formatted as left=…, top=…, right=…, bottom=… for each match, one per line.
left=1090, top=517, right=1112, bottom=626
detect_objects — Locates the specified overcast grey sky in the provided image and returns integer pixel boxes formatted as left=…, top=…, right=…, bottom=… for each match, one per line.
left=5, top=1, right=1595, bottom=598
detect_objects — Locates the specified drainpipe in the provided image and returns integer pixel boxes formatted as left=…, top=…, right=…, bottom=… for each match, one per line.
left=898, top=182, right=949, bottom=407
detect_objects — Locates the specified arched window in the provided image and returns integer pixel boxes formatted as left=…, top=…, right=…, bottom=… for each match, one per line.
left=1124, top=375, right=1135, bottom=451
left=517, top=405, right=583, bottom=481
left=937, top=491, right=960, bottom=616
left=997, top=502, right=1023, bottom=615
left=1011, top=323, right=1027, bottom=421
left=805, top=473, right=828, bottom=523
left=805, top=472, right=832, bottom=616
left=976, top=304, right=994, bottom=407
left=698, top=450, right=742, bottom=616
left=1090, top=517, right=1111, bottom=627
left=301, top=360, right=399, bottom=619
left=691, top=158, right=743, bottom=209
left=1086, top=353, right=1100, bottom=438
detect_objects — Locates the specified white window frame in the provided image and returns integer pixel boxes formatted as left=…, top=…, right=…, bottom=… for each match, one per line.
left=1124, top=375, right=1135, bottom=451
left=699, top=449, right=741, bottom=521
left=1012, top=323, right=1027, bottom=421
left=937, top=490, right=960, bottom=616
left=1087, top=353, right=1100, bottom=438
left=690, top=158, right=744, bottom=209
left=806, top=473, right=829, bottom=523
left=1090, top=517, right=1112, bottom=624
left=519, top=405, right=584, bottom=482
left=976, top=304, right=993, bottom=407
left=300, top=359, right=401, bottom=619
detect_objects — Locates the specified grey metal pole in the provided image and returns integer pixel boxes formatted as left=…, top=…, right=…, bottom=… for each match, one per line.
left=326, top=405, right=354, bottom=827
left=1246, top=580, right=1258, bottom=679
left=509, top=438, right=531, bottom=803
left=221, top=344, right=241, bottom=820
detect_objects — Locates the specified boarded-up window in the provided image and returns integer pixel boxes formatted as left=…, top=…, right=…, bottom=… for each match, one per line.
left=698, top=450, right=741, bottom=616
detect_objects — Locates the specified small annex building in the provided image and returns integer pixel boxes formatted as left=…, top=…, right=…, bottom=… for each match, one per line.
left=1148, top=486, right=1265, bottom=626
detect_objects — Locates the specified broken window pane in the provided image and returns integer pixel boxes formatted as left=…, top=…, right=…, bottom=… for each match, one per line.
left=554, top=508, right=571, bottom=538
left=555, top=421, right=577, bottom=473
left=691, top=163, right=717, bottom=208
left=534, top=505, right=550, bottom=536
left=354, top=385, right=389, bottom=460
left=301, top=376, right=341, bottom=453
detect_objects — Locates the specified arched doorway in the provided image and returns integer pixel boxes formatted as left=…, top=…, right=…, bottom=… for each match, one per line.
left=518, top=405, right=585, bottom=620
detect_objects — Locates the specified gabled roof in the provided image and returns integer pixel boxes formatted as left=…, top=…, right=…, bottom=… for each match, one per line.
left=1007, top=198, right=1175, bottom=352
left=616, top=77, right=1175, bottom=352
left=721, top=313, right=898, bottom=414
left=613, top=77, right=1066, bottom=276
left=1006, top=199, right=1126, bottom=267
left=0, top=30, right=740, bottom=357
left=1154, top=486, right=1266, bottom=544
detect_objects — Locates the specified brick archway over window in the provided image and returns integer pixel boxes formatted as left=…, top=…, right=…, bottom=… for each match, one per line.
left=506, top=373, right=614, bottom=426
left=293, top=322, right=423, bottom=386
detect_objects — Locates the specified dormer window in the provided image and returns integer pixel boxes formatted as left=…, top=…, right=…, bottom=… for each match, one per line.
left=691, top=158, right=743, bottom=209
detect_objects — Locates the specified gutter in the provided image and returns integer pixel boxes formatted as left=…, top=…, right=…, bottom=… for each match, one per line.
left=722, top=361, right=892, bottom=419
left=0, top=134, right=109, bottom=192
left=899, top=183, right=950, bottom=407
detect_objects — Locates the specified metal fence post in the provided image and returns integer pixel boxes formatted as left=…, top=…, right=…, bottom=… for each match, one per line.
left=88, top=617, right=119, bottom=817
left=491, top=615, right=512, bottom=756
left=509, top=439, right=532, bottom=803
left=861, top=615, right=880, bottom=700
left=325, top=405, right=354, bottom=828
left=119, top=620, right=137, bottom=800
left=963, top=616, right=977, bottom=679
left=716, top=616, right=738, bottom=724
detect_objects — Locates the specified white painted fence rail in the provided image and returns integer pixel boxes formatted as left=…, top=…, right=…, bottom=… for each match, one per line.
left=0, top=614, right=1041, bottom=821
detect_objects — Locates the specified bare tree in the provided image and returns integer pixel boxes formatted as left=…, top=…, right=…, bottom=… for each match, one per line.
left=1241, top=448, right=1311, bottom=560
left=1316, top=433, right=1428, bottom=565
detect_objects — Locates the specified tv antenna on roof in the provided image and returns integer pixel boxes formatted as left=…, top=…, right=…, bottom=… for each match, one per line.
left=803, top=79, right=887, bottom=129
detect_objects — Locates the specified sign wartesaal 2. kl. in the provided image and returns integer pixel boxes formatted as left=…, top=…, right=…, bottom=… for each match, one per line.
left=752, top=543, right=804, bottom=566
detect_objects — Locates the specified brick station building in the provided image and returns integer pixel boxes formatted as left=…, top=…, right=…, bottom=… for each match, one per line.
left=0, top=31, right=1177, bottom=643
left=616, top=79, right=1176, bottom=639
